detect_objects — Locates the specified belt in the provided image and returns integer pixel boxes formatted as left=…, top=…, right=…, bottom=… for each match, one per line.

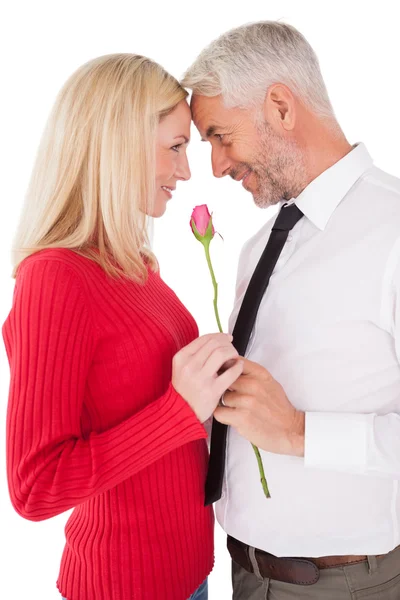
left=227, top=535, right=386, bottom=586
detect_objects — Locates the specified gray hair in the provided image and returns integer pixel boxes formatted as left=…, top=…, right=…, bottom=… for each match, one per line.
left=182, top=21, right=335, bottom=119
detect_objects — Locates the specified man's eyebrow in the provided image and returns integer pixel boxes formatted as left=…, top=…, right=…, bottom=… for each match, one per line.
left=206, top=125, right=218, bottom=138
left=200, top=125, right=226, bottom=142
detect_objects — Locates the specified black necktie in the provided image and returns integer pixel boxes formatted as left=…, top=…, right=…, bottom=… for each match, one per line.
left=204, top=203, right=304, bottom=506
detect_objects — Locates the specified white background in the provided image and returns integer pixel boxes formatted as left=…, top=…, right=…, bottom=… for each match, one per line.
left=0, top=1, right=399, bottom=599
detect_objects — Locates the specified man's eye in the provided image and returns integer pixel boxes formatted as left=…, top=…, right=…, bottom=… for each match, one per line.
left=214, top=134, right=224, bottom=142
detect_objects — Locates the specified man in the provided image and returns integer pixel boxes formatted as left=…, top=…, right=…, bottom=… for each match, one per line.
left=182, top=21, right=400, bottom=600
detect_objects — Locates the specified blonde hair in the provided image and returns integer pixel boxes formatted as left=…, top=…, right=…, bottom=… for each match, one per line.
left=13, top=53, right=188, bottom=281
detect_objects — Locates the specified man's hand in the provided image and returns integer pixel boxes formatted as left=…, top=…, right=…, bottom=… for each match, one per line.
left=214, top=358, right=305, bottom=457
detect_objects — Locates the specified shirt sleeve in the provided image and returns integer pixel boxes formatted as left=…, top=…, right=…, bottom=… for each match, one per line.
left=305, top=238, right=400, bottom=478
left=3, top=258, right=207, bottom=521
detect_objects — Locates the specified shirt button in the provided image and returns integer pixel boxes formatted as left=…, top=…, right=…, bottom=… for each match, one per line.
left=287, top=234, right=293, bottom=242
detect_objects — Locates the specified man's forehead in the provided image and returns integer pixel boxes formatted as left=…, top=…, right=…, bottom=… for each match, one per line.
left=190, top=95, right=232, bottom=131
left=191, top=94, right=225, bottom=116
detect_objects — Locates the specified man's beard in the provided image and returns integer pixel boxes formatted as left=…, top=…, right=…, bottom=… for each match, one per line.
left=235, top=123, right=308, bottom=208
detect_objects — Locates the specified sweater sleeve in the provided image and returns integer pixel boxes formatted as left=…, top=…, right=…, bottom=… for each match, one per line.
left=3, top=258, right=207, bottom=521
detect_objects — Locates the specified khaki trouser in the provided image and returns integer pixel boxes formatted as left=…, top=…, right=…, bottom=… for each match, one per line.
left=232, top=543, right=400, bottom=599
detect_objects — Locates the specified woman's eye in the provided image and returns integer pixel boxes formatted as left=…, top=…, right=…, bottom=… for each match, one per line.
left=171, top=144, right=182, bottom=152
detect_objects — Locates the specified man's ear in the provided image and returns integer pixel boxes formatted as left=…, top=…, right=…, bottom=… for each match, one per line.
left=263, top=84, right=296, bottom=132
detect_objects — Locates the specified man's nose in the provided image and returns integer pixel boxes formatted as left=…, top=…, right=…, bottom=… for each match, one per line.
left=211, top=148, right=231, bottom=178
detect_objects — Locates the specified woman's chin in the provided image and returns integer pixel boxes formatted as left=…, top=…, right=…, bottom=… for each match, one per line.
left=147, top=203, right=167, bottom=219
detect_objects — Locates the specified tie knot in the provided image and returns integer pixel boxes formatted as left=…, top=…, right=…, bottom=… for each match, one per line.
left=272, top=203, right=303, bottom=232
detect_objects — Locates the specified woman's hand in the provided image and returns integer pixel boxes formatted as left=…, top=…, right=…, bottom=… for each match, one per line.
left=172, top=333, right=243, bottom=423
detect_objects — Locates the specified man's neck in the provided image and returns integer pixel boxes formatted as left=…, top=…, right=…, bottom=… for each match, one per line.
left=297, top=112, right=352, bottom=190
left=306, top=140, right=353, bottom=186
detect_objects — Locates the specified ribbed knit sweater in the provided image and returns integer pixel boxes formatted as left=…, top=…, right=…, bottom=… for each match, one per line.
left=2, top=249, right=214, bottom=600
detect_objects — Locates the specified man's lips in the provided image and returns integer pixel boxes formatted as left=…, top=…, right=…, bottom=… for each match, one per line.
left=233, top=169, right=251, bottom=183
left=240, top=170, right=252, bottom=188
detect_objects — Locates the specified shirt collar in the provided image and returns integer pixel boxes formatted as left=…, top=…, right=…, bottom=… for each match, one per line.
left=286, top=143, right=373, bottom=231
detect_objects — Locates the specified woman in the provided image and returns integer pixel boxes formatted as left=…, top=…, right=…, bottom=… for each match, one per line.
left=2, top=54, right=243, bottom=600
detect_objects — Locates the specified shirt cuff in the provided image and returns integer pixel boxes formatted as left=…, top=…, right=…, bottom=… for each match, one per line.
left=304, top=412, right=373, bottom=472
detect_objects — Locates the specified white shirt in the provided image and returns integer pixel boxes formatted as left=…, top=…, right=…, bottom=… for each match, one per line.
left=216, top=143, right=400, bottom=557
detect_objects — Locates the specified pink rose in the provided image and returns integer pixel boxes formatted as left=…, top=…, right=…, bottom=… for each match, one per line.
left=190, top=205, right=215, bottom=240
left=188, top=202, right=270, bottom=498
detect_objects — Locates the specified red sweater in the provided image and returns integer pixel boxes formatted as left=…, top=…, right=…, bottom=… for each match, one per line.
left=2, top=249, right=214, bottom=600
